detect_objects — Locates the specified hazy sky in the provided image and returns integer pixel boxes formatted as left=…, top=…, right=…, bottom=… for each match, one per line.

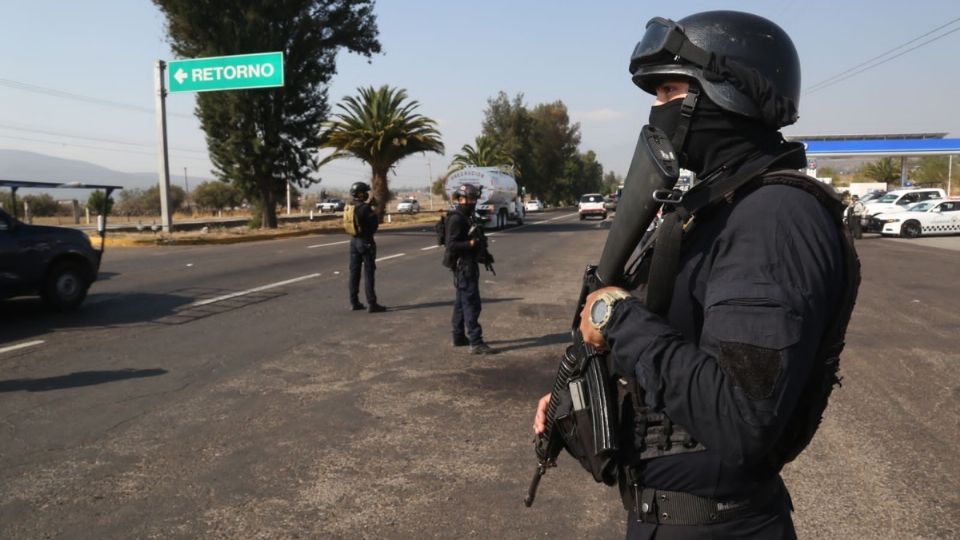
left=1, top=0, right=958, bottom=191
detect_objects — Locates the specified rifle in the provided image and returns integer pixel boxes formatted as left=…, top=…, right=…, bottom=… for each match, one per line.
left=524, top=125, right=680, bottom=507
left=469, top=221, right=496, bottom=275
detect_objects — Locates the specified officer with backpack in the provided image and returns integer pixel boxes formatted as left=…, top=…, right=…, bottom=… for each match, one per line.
left=444, top=184, right=494, bottom=354
left=532, top=11, right=860, bottom=538
left=345, top=181, right=385, bottom=313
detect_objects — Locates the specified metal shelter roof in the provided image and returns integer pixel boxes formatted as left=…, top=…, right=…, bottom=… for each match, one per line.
left=787, top=133, right=960, bottom=157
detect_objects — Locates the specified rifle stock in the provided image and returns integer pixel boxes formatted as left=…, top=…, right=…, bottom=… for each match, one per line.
left=524, top=125, right=679, bottom=507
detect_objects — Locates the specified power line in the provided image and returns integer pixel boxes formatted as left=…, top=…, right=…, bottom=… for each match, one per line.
left=0, top=123, right=208, bottom=154
left=0, top=134, right=211, bottom=163
left=804, top=16, right=960, bottom=95
left=0, top=78, right=194, bottom=119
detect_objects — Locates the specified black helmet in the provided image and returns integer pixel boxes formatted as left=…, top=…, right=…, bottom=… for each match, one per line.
left=349, top=181, right=370, bottom=198
left=453, top=183, right=482, bottom=200
left=629, top=11, right=800, bottom=127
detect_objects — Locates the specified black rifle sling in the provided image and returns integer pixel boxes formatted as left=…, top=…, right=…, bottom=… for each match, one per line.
left=643, top=148, right=792, bottom=314
left=644, top=210, right=684, bottom=316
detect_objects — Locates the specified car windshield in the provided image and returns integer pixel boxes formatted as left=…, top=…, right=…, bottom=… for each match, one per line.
left=580, top=195, right=602, bottom=203
left=877, top=193, right=901, bottom=203
left=908, top=202, right=935, bottom=212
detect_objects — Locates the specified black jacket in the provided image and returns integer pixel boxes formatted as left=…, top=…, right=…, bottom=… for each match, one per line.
left=445, top=209, right=478, bottom=263
left=352, top=200, right=379, bottom=242
left=605, top=168, right=846, bottom=500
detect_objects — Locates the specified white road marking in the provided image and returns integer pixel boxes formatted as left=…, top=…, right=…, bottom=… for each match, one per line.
left=307, top=240, right=350, bottom=249
left=421, top=245, right=440, bottom=251
left=376, top=253, right=406, bottom=262
left=189, top=273, right=321, bottom=307
left=307, top=240, right=349, bottom=249
left=0, top=340, right=45, bottom=355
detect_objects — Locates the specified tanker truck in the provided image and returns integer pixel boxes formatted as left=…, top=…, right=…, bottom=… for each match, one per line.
left=445, top=166, right=524, bottom=229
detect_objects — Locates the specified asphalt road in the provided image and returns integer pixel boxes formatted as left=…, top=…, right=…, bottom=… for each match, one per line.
left=0, top=213, right=958, bottom=539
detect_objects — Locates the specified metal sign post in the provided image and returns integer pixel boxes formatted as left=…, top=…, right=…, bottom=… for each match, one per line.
left=154, top=60, right=173, bottom=233
left=155, top=52, right=284, bottom=233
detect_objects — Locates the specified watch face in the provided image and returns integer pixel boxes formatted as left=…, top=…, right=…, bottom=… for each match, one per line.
left=590, top=298, right=608, bottom=325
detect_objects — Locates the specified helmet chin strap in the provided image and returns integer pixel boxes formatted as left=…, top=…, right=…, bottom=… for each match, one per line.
left=670, top=84, right=700, bottom=164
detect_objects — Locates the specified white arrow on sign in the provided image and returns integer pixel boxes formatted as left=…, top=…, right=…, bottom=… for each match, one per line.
left=174, top=68, right=187, bottom=85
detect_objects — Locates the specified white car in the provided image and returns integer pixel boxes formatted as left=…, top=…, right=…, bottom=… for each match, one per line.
left=578, top=193, right=607, bottom=220
left=316, top=198, right=345, bottom=213
left=525, top=199, right=543, bottom=212
left=396, top=198, right=420, bottom=213
left=875, top=199, right=960, bottom=238
left=863, top=188, right=945, bottom=218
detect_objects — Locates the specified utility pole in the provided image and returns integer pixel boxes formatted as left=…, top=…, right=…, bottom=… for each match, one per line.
left=949, top=155, right=953, bottom=197
left=183, top=167, right=190, bottom=214
left=154, top=60, right=173, bottom=233
left=427, top=158, right=434, bottom=210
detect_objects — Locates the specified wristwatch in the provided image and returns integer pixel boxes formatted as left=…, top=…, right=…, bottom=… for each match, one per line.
left=588, top=290, right=631, bottom=331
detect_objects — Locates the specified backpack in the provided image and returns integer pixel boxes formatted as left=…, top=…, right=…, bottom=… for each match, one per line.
left=343, top=203, right=360, bottom=236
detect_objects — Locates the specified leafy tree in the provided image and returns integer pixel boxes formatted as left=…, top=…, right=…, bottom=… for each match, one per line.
left=192, top=181, right=242, bottom=212
left=860, top=157, right=900, bottom=185
left=153, top=0, right=382, bottom=229
left=431, top=175, right=448, bottom=199
left=0, top=191, right=13, bottom=212
left=115, top=188, right=146, bottom=216
left=602, top=171, right=623, bottom=195
left=87, top=189, right=114, bottom=215
left=482, top=92, right=534, bottom=184
left=22, top=194, right=59, bottom=217
left=529, top=100, right=581, bottom=204
left=319, top=85, right=444, bottom=221
left=912, top=155, right=949, bottom=186
left=144, top=185, right=187, bottom=215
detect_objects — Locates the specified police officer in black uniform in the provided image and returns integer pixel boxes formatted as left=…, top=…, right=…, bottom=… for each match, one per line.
left=534, top=11, right=859, bottom=539
left=348, top=181, right=385, bottom=313
left=445, top=184, right=494, bottom=354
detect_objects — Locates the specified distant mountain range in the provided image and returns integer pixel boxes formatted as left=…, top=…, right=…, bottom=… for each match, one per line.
left=0, top=149, right=173, bottom=199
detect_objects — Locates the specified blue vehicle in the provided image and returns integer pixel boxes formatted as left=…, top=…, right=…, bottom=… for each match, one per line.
left=0, top=180, right=121, bottom=309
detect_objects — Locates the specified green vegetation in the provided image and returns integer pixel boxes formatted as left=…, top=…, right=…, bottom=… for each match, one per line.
left=319, top=85, right=444, bottom=221
left=449, top=135, right=513, bottom=172
left=87, top=189, right=114, bottom=215
left=477, top=92, right=605, bottom=205
left=152, top=0, right=381, bottom=228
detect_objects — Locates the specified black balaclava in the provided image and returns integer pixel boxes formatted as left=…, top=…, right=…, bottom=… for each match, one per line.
left=458, top=200, right=476, bottom=216
left=649, top=92, right=784, bottom=177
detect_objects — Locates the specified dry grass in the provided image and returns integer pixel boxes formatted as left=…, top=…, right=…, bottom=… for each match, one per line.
left=88, top=211, right=441, bottom=247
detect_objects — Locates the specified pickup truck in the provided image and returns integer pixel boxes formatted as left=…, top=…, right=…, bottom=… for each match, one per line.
left=0, top=207, right=101, bottom=309
left=1, top=179, right=120, bottom=309
left=316, top=198, right=346, bottom=213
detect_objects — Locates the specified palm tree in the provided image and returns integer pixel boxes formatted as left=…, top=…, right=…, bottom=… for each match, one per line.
left=860, top=157, right=900, bottom=186
left=449, top=135, right=514, bottom=173
left=319, top=85, right=444, bottom=220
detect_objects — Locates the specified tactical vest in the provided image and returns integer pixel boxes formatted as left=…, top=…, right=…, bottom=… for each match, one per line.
left=622, top=167, right=861, bottom=464
left=343, top=202, right=361, bottom=237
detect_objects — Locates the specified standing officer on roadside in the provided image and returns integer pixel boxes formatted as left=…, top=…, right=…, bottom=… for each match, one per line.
left=445, top=184, right=494, bottom=354
left=848, top=194, right=865, bottom=239
left=533, top=10, right=859, bottom=539
left=347, top=181, right=385, bottom=313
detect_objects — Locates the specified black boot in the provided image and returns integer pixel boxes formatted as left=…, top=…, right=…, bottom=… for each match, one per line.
left=368, top=303, right=386, bottom=313
left=453, top=335, right=469, bottom=347
left=351, top=303, right=366, bottom=311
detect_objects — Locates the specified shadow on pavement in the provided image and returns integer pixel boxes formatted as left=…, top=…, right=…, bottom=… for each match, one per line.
left=0, top=291, right=197, bottom=345
left=388, top=297, right=522, bottom=312
left=0, top=368, right=168, bottom=393
left=487, top=332, right=569, bottom=353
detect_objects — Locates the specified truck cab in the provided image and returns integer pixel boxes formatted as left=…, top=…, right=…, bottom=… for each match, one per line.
left=0, top=207, right=101, bottom=309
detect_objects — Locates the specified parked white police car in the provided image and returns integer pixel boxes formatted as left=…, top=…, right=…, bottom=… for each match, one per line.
left=874, top=199, right=960, bottom=238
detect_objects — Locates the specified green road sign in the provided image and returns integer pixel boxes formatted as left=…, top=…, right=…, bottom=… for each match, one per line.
left=167, top=52, right=284, bottom=93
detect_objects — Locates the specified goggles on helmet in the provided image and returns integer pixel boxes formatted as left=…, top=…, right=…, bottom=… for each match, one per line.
left=629, top=17, right=712, bottom=75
